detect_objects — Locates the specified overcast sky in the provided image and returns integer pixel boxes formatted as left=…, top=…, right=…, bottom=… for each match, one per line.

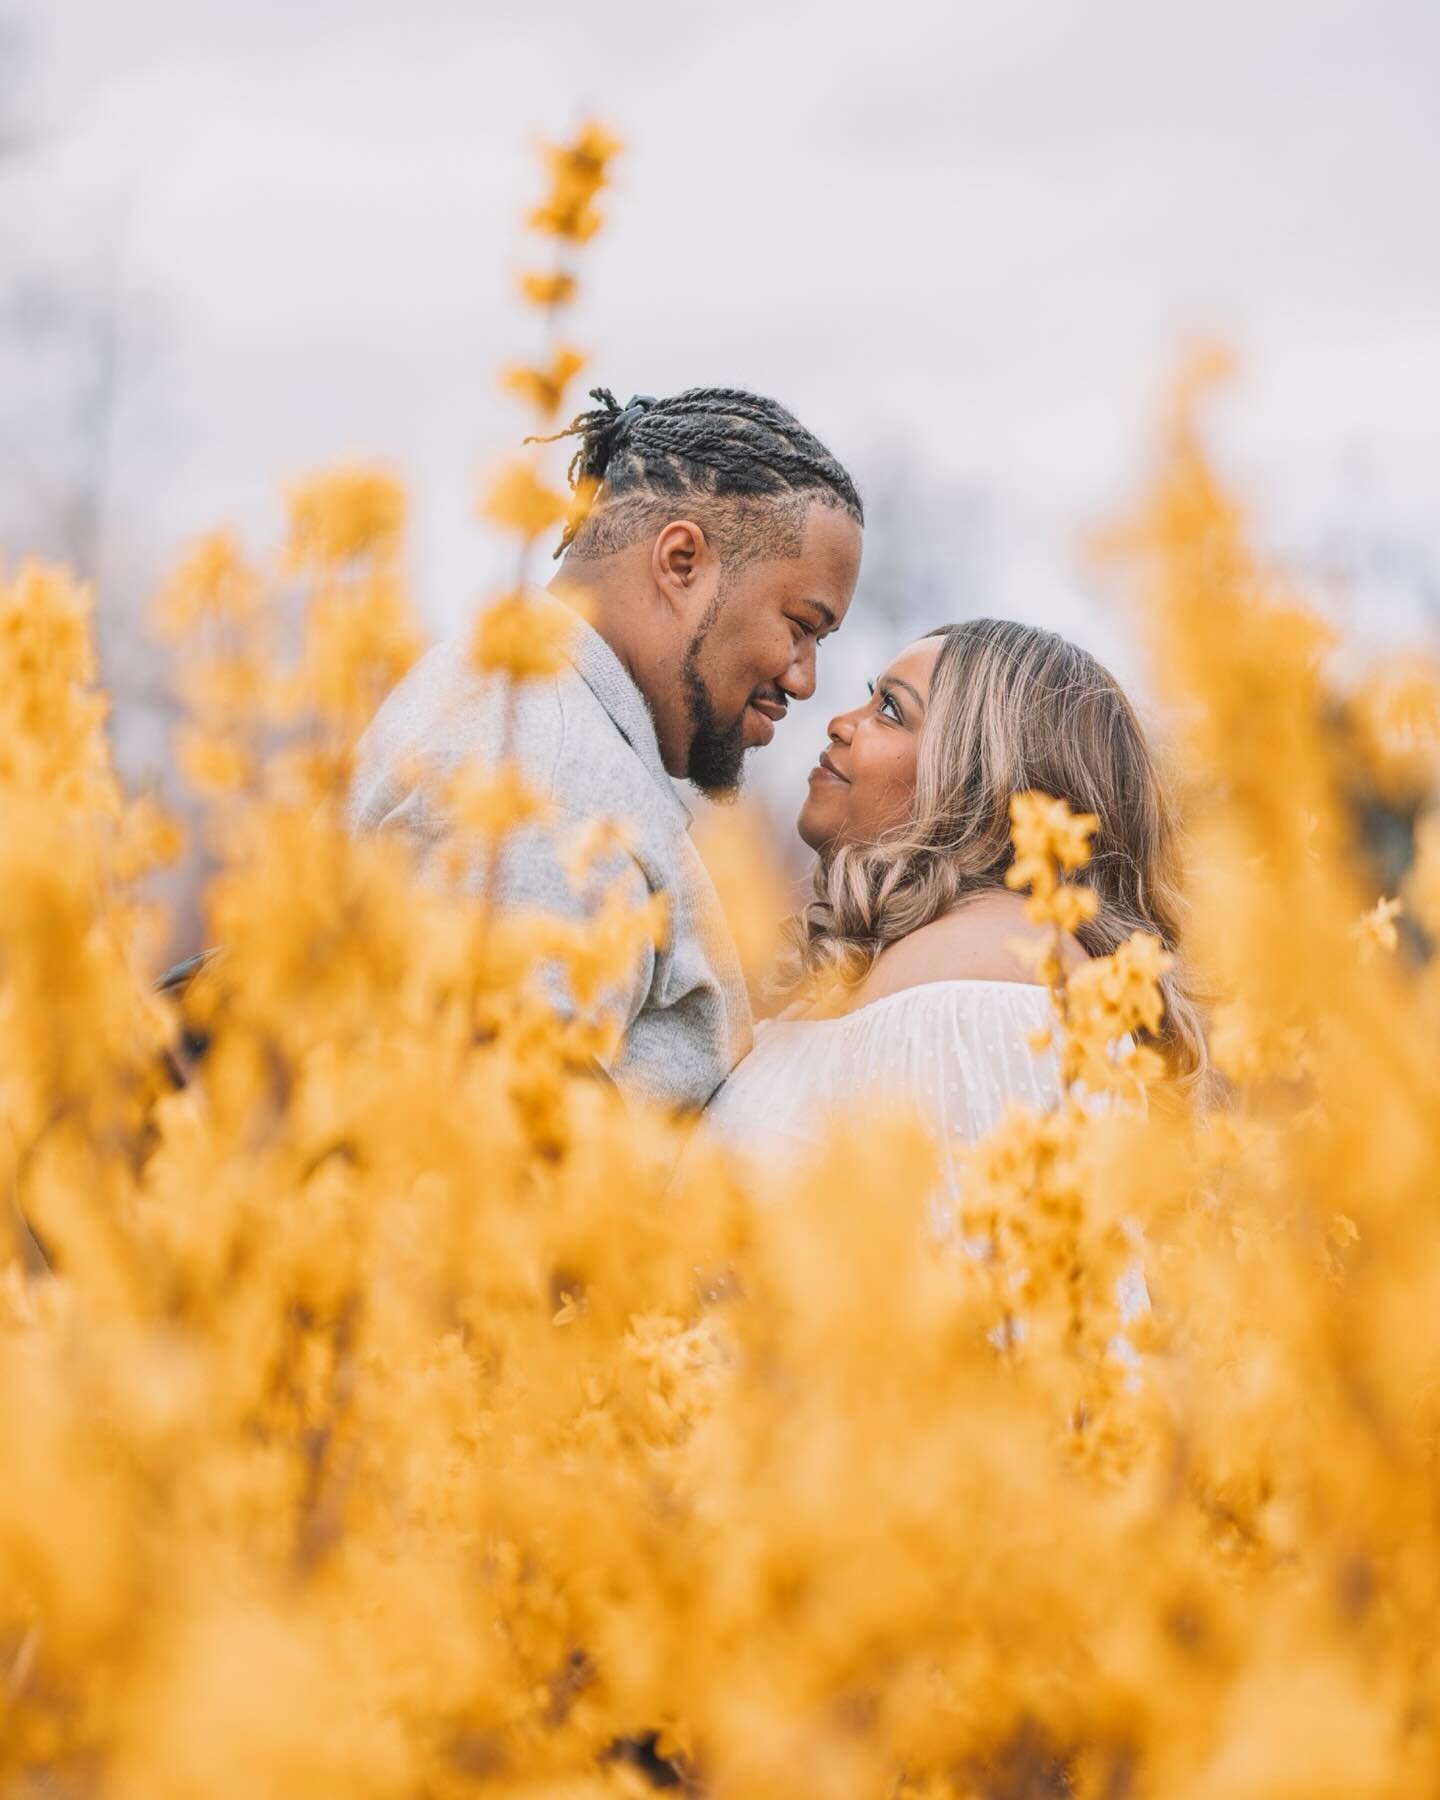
left=5, top=0, right=1439, bottom=809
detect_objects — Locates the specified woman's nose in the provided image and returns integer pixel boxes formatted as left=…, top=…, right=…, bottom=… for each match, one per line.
left=827, top=708, right=857, bottom=745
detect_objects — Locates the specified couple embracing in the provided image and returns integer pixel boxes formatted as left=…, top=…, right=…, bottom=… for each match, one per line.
left=350, top=386, right=1202, bottom=1169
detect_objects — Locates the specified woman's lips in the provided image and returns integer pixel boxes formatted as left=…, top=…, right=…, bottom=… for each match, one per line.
left=809, top=749, right=849, bottom=784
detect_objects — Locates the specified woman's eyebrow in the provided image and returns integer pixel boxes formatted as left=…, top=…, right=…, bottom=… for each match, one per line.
left=885, top=676, right=925, bottom=712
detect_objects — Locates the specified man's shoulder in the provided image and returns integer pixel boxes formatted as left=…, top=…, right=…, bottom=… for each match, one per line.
left=352, top=634, right=672, bottom=828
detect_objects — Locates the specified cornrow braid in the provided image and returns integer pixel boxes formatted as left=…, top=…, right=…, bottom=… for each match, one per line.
left=545, top=385, right=862, bottom=559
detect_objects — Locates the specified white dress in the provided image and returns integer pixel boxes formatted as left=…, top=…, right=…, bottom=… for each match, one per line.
left=703, top=977, right=1149, bottom=1326
left=704, top=980, right=1060, bottom=1225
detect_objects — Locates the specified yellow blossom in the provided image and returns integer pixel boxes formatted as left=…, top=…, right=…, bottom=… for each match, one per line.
left=1352, top=893, right=1402, bottom=963
left=1347, top=657, right=1440, bottom=796
left=290, top=572, right=422, bottom=734
left=502, top=345, right=586, bottom=418
left=469, top=589, right=576, bottom=682
left=1005, top=790, right=1099, bottom=929
left=284, top=467, right=406, bottom=570
left=152, top=531, right=261, bottom=639
left=1209, top=997, right=1310, bottom=1083
left=175, top=725, right=253, bottom=795
left=5, top=133, right=1440, bottom=1800
left=692, top=804, right=790, bottom=986
left=528, top=122, right=624, bottom=244
left=479, top=460, right=571, bottom=540
left=1061, top=928, right=1174, bottom=1095
left=109, top=795, right=185, bottom=884
left=518, top=270, right=578, bottom=308
left=445, top=760, right=551, bottom=845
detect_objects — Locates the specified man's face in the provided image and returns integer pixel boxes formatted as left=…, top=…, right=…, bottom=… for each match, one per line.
left=680, top=502, right=863, bottom=796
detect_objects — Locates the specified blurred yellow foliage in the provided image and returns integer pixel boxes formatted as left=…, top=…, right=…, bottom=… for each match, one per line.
left=2, top=135, right=1440, bottom=1800
left=504, top=346, right=588, bottom=419
left=470, top=588, right=577, bottom=682
left=518, top=270, right=579, bottom=309
left=528, top=122, right=624, bottom=245
left=479, top=462, right=573, bottom=542
left=284, top=467, right=408, bottom=571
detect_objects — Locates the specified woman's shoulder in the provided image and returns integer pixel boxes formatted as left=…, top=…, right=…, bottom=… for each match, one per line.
left=846, top=889, right=1081, bottom=1011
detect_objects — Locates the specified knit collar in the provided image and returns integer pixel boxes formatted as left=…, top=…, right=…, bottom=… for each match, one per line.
left=560, top=602, right=692, bottom=829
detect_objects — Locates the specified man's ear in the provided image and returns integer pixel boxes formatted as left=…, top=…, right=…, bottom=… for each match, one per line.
left=651, top=519, right=713, bottom=617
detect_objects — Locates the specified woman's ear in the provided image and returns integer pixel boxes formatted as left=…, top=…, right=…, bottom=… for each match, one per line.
left=651, top=519, right=712, bottom=617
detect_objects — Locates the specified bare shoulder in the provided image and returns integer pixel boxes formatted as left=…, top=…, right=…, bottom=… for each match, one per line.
left=847, top=890, right=1084, bottom=1009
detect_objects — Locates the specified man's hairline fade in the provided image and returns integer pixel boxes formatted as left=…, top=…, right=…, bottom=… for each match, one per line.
left=560, top=487, right=853, bottom=572
left=544, top=385, right=864, bottom=564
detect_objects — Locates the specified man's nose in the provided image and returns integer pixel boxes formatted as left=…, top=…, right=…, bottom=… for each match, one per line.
left=779, top=636, right=817, bottom=703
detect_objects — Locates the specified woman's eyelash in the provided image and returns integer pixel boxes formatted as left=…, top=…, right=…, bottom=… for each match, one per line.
left=866, top=681, right=903, bottom=723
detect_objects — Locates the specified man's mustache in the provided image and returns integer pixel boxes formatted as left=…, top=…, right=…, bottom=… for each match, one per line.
left=749, top=689, right=788, bottom=722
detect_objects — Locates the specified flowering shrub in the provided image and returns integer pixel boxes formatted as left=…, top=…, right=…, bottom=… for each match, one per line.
left=2, top=132, right=1440, bottom=1800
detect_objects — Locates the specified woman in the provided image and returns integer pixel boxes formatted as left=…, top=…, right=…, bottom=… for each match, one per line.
left=704, top=618, right=1203, bottom=1183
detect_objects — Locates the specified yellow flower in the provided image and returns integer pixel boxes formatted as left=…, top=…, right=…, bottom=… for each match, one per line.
left=1046, top=881, right=1100, bottom=935
left=479, top=460, right=571, bottom=540
left=12, top=127, right=1440, bottom=1800
left=1005, top=791, right=1099, bottom=929
left=1347, top=657, right=1440, bottom=796
left=469, top=590, right=576, bottom=682
left=1352, top=893, right=1402, bottom=963
left=559, top=474, right=601, bottom=551
left=153, top=531, right=261, bottom=638
left=517, top=270, right=578, bottom=309
left=553, top=120, right=625, bottom=184
left=1008, top=790, right=1099, bottom=876
left=1062, top=929, right=1173, bottom=1093
left=176, top=725, right=253, bottom=795
left=445, top=760, right=551, bottom=844
left=0, top=561, right=116, bottom=816
left=528, top=122, right=624, bottom=245
left=291, top=572, right=422, bottom=733
left=1209, top=997, right=1310, bottom=1082
left=692, top=803, right=789, bottom=985
left=502, top=345, right=586, bottom=419
left=527, top=194, right=604, bottom=244
left=546, top=879, right=668, bottom=1011
left=110, top=795, right=185, bottom=883
left=284, top=467, right=406, bottom=570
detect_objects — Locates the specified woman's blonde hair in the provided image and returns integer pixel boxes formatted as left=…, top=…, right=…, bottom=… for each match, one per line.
left=782, top=617, right=1206, bottom=1081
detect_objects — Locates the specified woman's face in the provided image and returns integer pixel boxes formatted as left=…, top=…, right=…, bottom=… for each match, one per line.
left=797, top=636, right=945, bottom=853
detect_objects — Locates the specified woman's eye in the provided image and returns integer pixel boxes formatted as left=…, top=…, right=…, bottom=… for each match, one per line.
left=878, top=689, right=902, bottom=722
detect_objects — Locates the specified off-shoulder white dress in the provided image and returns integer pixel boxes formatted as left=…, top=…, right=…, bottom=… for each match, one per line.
left=704, top=980, right=1061, bottom=1227
left=703, top=978, right=1148, bottom=1329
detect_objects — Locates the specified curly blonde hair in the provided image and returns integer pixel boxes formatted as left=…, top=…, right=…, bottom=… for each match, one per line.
left=780, top=617, right=1206, bottom=1080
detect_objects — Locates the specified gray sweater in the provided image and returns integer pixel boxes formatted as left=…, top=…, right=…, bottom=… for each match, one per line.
left=347, top=605, right=752, bottom=1112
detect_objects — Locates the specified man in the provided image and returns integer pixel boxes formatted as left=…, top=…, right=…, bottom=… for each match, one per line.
left=348, top=386, right=864, bottom=1111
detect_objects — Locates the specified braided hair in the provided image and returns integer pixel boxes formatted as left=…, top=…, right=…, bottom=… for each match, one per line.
left=546, top=386, right=863, bottom=561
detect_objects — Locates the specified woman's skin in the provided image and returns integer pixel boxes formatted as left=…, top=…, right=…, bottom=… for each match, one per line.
left=797, top=637, right=1086, bottom=1011
left=798, top=638, right=943, bottom=853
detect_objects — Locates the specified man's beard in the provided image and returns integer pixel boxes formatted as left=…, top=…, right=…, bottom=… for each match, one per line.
left=681, top=634, right=747, bottom=799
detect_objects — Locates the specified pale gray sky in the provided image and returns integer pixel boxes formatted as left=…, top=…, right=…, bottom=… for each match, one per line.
left=5, top=0, right=1439, bottom=813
